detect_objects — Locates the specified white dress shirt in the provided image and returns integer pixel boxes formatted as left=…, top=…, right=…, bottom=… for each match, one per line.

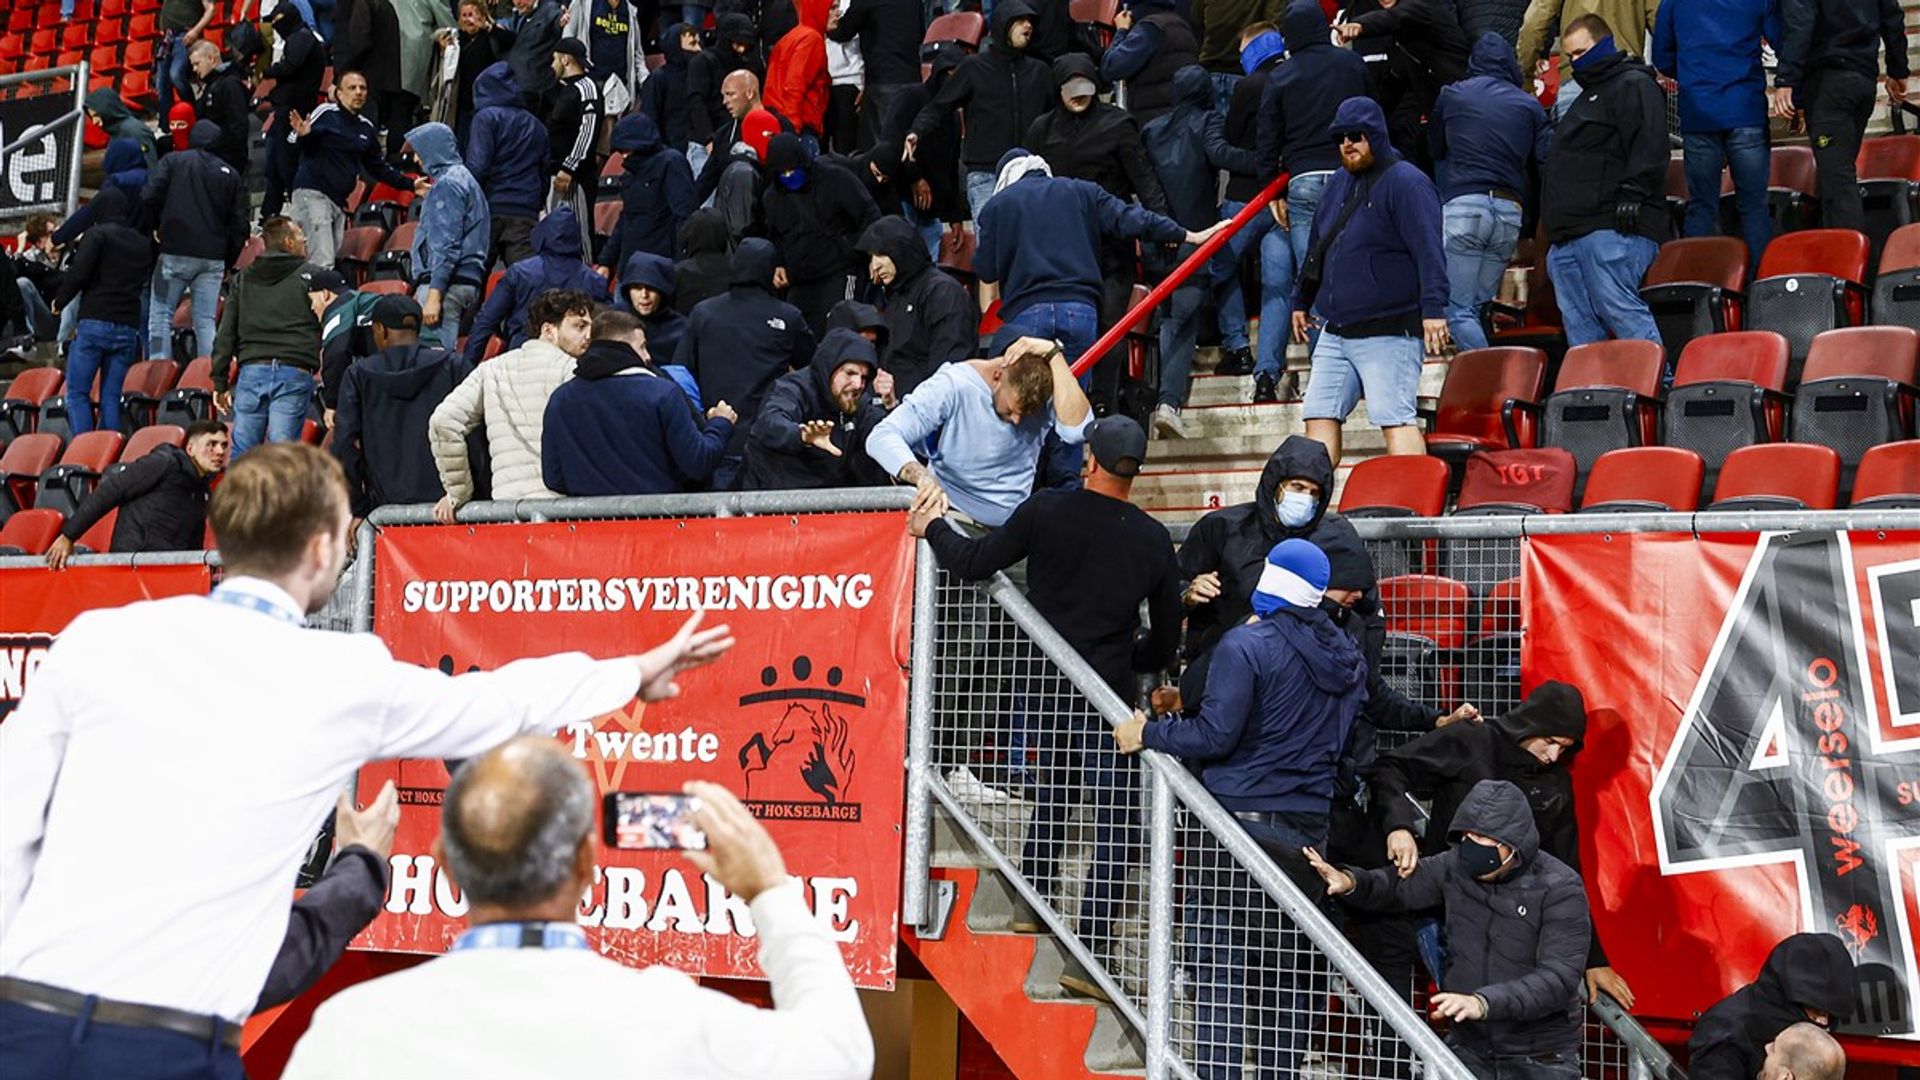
left=280, top=880, right=875, bottom=1080
left=0, top=577, right=642, bottom=1021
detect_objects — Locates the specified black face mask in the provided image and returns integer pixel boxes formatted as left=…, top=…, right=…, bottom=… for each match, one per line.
left=1455, top=838, right=1510, bottom=879
left=1321, top=598, right=1352, bottom=626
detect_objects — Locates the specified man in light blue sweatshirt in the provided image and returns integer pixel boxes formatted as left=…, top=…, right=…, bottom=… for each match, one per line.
left=404, top=123, right=491, bottom=349
left=865, top=337, right=1092, bottom=528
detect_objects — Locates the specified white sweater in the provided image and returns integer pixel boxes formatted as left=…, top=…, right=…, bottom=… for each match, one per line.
left=429, top=338, right=576, bottom=503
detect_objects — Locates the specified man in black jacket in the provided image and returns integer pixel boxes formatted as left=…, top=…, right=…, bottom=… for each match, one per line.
left=505, top=0, right=566, bottom=111
left=1688, top=934, right=1858, bottom=1080
left=742, top=327, right=893, bottom=489
left=1773, top=0, right=1909, bottom=230
left=51, top=187, right=154, bottom=437
left=143, top=120, right=249, bottom=365
left=1308, top=779, right=1592, bottom=1080
left=676, top=237, right=817, bottom=487
left=547, top=38, right=606, bottom=249
left=262, top=4, right=328, bottom=218
left=763, top=134, right=882, bottom=336
left=1539, top=14, right=1669, bottom=351
left=826, top=0, right=923, bottom=145
left=1099, top=0, right=1202, bottom=123
left=188, top=40, right=253, bottom=175
left=857, top=215, right=975, bottom=395
left=905, top=0, right=1054, bottom=221
left=332, top=295, right=477, bottom=518
left=45, top=421, right=230, bottom=569
left=1334, top=0, right=1470, bottom=165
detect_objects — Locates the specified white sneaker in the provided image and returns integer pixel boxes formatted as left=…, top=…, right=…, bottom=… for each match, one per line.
left=1150, top=404, right=1186, bottom=440
left=946, top=765, right=1015, bottom=804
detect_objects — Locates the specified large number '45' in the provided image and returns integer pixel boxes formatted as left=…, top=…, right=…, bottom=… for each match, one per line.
left=1650, top=532, right=1920, bottom=1037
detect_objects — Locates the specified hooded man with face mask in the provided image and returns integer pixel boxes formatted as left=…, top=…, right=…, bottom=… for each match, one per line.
left=904, top=0, right=1055, bottom=221
left=761, top=132, right=882, bottom=336
left=1307, top=779, right=1593, bottom=1080
left=1688, top=934, right=1859, bottom=1080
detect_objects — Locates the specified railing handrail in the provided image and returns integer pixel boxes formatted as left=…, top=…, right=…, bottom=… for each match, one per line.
left=1160, top=507, right=1920, bottom=546
left=1068, top=175, right=1290, bottom=379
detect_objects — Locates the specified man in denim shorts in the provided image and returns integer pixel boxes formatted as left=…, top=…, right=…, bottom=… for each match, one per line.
left=1292, top=97, right=1448, bottom=467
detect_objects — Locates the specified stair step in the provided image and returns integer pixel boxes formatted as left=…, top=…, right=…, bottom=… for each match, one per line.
left=1085, top=1005, right=1148, bottom=1075
left=931, top=801, right=998, bottom=870
left=965, top=867, right=1030, bottom=935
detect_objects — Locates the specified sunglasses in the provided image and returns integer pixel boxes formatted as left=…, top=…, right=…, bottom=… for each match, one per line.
left=1339, top=131, right=1369, bottom=146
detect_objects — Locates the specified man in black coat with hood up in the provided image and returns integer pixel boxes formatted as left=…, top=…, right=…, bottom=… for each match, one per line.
left=1308, top=779, right=1593, bottom=1080
left=762, top=133, right=882, bottom=337
left=676, top=237, right=817, bottom=487
left=1688, top=934, right=1858, bottom=1080
left=742, top=327, right=893, bottom=489
left=857, top=215, right=976, bottom=396
left=905, top=0, right=1054, bottom=221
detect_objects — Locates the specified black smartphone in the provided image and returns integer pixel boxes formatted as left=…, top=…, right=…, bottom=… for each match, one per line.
left=602, top=792, right=709, bottom=851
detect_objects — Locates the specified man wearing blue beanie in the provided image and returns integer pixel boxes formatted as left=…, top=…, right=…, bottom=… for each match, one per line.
left=1115, top=536, right=1368, bottom=1079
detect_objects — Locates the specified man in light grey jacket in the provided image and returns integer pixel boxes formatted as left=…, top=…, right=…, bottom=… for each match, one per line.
left=429, top=288, right=595, bottom=518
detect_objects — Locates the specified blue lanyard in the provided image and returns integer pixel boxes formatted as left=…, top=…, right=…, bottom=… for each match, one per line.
left=451, top=922, right=592, bottom=952
left=209, top=586, right=305, bottom=627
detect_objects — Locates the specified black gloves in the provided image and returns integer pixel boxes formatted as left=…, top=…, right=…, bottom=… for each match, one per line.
left=1614, top=200, right=1641, bottom=234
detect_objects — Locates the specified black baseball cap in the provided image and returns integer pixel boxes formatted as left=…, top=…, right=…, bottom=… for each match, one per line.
left=370, top=293, right=424, bottom=330
left=555, top=38, right=589, bottom=61
left=302, top=267, right=350, bottom=294
left=1086, top=416, right=1147, bottom=478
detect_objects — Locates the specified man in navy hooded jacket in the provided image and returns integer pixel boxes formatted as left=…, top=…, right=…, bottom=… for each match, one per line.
left=1294, top=96, right=1447, bottom=468
left=467, top=62, right=551, bottom=270
left=463, top=208, right=610, bottom=362
left=596, top=113, right=698, bottom=270
left=1430, top=33, right=1552, bottom=351
left=1116, top=537, right=1367, bottom=1080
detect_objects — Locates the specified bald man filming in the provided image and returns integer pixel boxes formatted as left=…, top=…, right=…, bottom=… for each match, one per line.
left=0, top=444, right=734, bottom=1080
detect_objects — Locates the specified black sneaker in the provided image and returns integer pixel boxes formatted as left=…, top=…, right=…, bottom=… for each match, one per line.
left=1253, top=372, right=1279, bottom=403
left=1215, top=346, right=1256, bottom=376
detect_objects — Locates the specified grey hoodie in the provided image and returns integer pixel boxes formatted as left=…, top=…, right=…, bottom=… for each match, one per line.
left=406, top=122, right=491, bottom=292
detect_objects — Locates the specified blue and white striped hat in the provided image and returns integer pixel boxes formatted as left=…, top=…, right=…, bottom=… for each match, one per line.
left=1251, top=538, right=1330, bottom=616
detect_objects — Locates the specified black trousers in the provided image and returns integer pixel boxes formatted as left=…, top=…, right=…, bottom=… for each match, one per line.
left=1805, top=66, right=1877, bottom=231
left=372, top=88, right=420, bottom=160
left=487, top=214, right=538, bottom=275
left=825, top=83, right=861, bottom=154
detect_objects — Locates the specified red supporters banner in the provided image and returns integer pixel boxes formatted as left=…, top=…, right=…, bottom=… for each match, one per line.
left=1525, top=531, right=1920, bottom=1040
left=358, top=514, right=914, bottom=989
left=0, top=564, right=212, bottom=723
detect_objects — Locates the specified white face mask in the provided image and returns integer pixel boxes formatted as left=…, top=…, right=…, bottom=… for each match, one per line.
left=1276, top=490, right=1316, bottom=528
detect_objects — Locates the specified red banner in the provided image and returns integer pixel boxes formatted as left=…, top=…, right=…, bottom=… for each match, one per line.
left=1525, top=531, right=1919, bottom=1040
left=0, top=563, right=213, bottom=723
left=358, top=514, right=914, bottom=989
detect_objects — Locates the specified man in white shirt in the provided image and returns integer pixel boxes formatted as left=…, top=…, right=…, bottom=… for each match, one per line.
left=0, top=443, right=734, bottom=1080
left=282, top=738, right=875, bottom=1080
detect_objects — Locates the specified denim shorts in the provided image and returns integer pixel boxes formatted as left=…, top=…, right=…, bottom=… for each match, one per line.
left=1301, top=330, right=1423, bottom=427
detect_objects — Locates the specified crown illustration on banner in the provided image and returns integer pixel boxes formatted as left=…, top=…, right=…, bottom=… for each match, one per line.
left=739, top=654, right=867, bottom=709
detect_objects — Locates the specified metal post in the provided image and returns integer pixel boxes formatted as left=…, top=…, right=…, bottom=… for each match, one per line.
left=351, top=520, right=377, bottom=633
left=65, top=63, right=86, bottom=218
left=1145, top=766, right=1174, bottom=1080
left=901, top=538, right=938, bottom=928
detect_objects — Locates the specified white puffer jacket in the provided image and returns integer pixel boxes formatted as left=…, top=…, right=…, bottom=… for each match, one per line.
left=429, top=338, right=577, bottom=503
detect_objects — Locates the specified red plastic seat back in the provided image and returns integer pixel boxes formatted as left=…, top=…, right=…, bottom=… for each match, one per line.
left=1768, top=145, right=1817, bottom=193
left=1553, top=340, right=1665, bottom=396
left=357, top=280, right=411, bottom=296
left=175, top=357, right=214, bottom=393
left=76, top=507, right=118, bottom=552
left=1800, top=326, right=1920, bottom=383
left=1642, top=236, right=1748, bottom=293
left=121, top=424, right=186, bottom=461
left=1338, top=455, right=1450, bottom=517
left=1856, top=135, right=1920, bottom=181
left=58, top=430, right=124, bottom=471
left=121, top=359, right=179, bottom=400
left=1457, top=448, right=1578, bottom=512
left=1581, top=447, right=1705, bottom=510
left=1851, top=440, right=1920, bottom=503
left=1712, top=443, right=1842, bottom=508
left=1432, top=347, right=1548, bottom=446
left=0, top=508, right=64, bottom=554
left=1665, top=157, right=1689, bottom=200
left=4, top=367, right=65, bottom=408
left=1672, top=331, right=1791, bottom=390
left=1879, top=223, right=1920, bottom=275
left=0, top=433, right=62, bottom=477
left=383, top=220, right=417, bottom=253
left=924, top=11, right=984, bottom=47
left=336, top=225, right=386, bottom=264
left=1755, top=229, right=1870, bottom=283
left=1377, top=575, right=1471, bottom=650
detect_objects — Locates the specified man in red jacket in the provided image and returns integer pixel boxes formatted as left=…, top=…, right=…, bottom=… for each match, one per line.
left=763, top=0, right=829, bottom=142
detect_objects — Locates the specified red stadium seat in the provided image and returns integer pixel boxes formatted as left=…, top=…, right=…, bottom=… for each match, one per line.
left=369, top=220, right=416, bottom=281
left=0, top=508, right=65, bottom=555
left=234, top=233, right=265, bottom=271
left=593, top=198, right=622, bottom=240
left=1578, top=447, right=1706, bottom=512
left=923, top=11, right=985, bottom=50
left=1540, top=339, right=1665, bottom=494
left=118, top=358, right=180, bottom=429
left=1, top=33, right=26, bottom=61
left=1488, top=263, right=1566, bottom=367
left=1855, top=135, right=1920, bottom=266
left=484, top=268, right=507, bottom=299
left=1, top=433, right=62, bottom=513
left=119, top=423, right=186, bottom=463
left=75, top=507, right=118, bottom=553
left=1850, top=440, right=1920, bottom=507
left=60, top=23, right=90, bottom=49
left=334, top=224, right=387, bottom=285
left=1337, top=455, right=1449, bottom=518
left=1760, top=145, right=1817, bottom=233
left=1789, top=326, right=1919, bottom=494
left=35, top=430, right=124, bottom=517
left=1423, top=347, right=1548, bottom=471
left=1, top=368, right=66, bottom=441
left=1378, top=574, right=1470, bottom=708
left=28, top=29, right=57, bottom=56
left=1873, top=222, right=1920, bottom=327
left=1708, top=442, right=1841, bottom=510
left=155, top=358, right=214, bottom=429
left=128, top=13, right=156, bottom=39
left=120, top=67, right=152, bottom=105
left=1747, top=229, right=1870, bottom=382
left=88, top=44, right=122, bottom=74
left=1640, top=237, right=1746, bottom=361
left=1663, top=331, right=1792, bottom=495
left=123, top=35, right=154, bottom=71
left=1455, top=447, right=1577, bottom=515
left=96, top=17, right=127, bottom=46
left=357, top=279, right=411, bottom=296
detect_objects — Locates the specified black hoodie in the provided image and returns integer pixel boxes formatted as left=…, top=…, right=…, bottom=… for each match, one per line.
left=763, top=134, right=882, bottom=283
left=675, top=237, right=816, bottom=456
left=884, top=44, right=968, bottom=220
left=1178, top=435, right=1365, bottom=662
left=59, top=443, right=213, bottom=553
left=687, top=14, right=766, bottom=145
left=673, top=209, right=736, bottom=314
left=1343, top=779, right=1592, bottom=1060
left=640, top=23, right=697, bottom=149
left=742, top=327, right=892, bottom=489
left=856, top=215, right=976, bottom=395
left=195, top=61, right=253, bottom=175
left=909, top=0, right=1055, bottom=173
left=826, top=0, right=923, bottom=86
left=332, top=342, right=476, bottom=517
left=1687, top=934, right=1858, bottom=1080
left=1256, top=0, right=1373, bottom=178
left=143, top=120, right=250, bottom=265
left=1024, top=53, right=1169, bottom=214
left=264, top=6, right=328, bottom=112
left=52, top=187, right=155, bottom=328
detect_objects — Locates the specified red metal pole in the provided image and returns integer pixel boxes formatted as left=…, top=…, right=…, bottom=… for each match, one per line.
left=1067, top=175, right=1291, bottom=380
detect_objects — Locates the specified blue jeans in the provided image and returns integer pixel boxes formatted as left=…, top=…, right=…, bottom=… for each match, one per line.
left=1684, top=127, right=1772, bottom=269
left=966, top=169, right=997, bottom=223
left=1302, top=330, right=1424, bottom=427
left=1442, top=195, right=1524, bottom=352
left=1451, top=1044, right=1582, bottom=1080
left=1213, top=199, right=1297, bottom=376
left=1188, top=811, right=1330, bottom=1080
left=67, top=318, right=140, bottom=434
left=0, top=999, right=245, bottom=1080
left=16, top=278, right=55, bottom=340
left=1545, top=231, right=1663, bottom=348
left=1286, top=171, right=1331, bottom=268
left=153, top=31, right=196, bottom=112
left=1018, top=705, right=1141, bottom=954
left=1552, top=74, right=1582, bottom=122
left=149, top=253, right=224, bottom=360
left=686, top=141, right=709, bottom=178
left=230, top=361, right=315, bottom=458
left=902, top=200, right=943, bottom=262
left=1157, top=279, right=1207, bottom=408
